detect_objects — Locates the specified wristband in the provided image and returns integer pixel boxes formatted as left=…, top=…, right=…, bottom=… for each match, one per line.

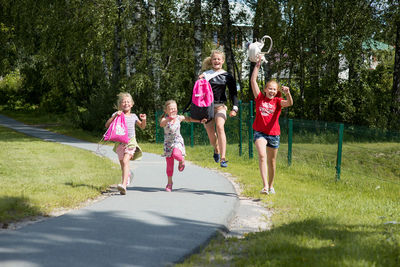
left=232, top=106, right=239, bottom=112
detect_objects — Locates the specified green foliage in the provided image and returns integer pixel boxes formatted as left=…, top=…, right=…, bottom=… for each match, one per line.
left=1, top=0, right=399, bottom=133
left=0, top=70, right=23, bottom=106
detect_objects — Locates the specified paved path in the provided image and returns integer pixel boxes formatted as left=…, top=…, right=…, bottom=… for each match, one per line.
left=0, top=114, right=239, bottom=267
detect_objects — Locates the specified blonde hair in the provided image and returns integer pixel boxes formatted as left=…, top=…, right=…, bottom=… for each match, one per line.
left=159, top=99, right=177, bottom=123
left=116, top=92, right=134, bottom=109
left=201, top=50, right=226, bottom=71
left=164, top=99, right=177, bottom=112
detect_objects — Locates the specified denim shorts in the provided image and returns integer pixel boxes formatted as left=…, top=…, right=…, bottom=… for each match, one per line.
left=253, top=130, right=280, bottom=148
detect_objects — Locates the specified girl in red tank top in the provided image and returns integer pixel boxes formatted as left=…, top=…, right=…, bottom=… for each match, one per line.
left=250, top=57, right=293, bottom=195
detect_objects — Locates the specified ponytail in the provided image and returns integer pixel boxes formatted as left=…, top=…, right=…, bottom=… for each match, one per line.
left=201, top=57, right=212, bottom=71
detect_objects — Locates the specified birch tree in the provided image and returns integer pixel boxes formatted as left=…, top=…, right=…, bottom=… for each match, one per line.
left=112, top=0, right=123, bottom=91
left=388, top=0, right=400, bottom=129
left=221, top=0, right=235, bottom=76
left=193, top=0, right=202, bottom=80
left=146, top=0, right=161, bottom=108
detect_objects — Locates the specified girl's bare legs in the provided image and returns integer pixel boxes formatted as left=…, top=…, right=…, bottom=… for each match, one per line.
left=267, top=146, right=278, bottom=189
left=204, top=120, right=219, bottom=154
left=215, top=115, right=227, bottom=161
left=120, top=153, right=132, bottom=187
left=255, top=138, right=268, bottom=189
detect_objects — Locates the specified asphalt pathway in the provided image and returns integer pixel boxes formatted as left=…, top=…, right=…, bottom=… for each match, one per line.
left=0, top=114, right=239, bottom=267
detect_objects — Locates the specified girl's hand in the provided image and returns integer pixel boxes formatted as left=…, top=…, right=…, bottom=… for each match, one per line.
left=255, top=55, right=262, bottom=68
left=200, top=118, right=208, bottom=124
left=198, top=74, right=205, bottom=80
left=116, top=111, right=122, bottom=116
left=139, top=113, right=146, bottom=121
left=229, top=110, right=237, bottom=117
left=281, top=86, right=290, bottom=95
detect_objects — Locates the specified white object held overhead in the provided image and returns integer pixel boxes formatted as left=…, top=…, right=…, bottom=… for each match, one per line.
left=248, top=35, right=273, bottom=64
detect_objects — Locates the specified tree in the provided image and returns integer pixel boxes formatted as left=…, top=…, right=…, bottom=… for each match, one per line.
left=193, top=0, right=202, bottom=80
left=389, top=0, right=400, bottom=129
left=221, top=0, right=235, bottom=76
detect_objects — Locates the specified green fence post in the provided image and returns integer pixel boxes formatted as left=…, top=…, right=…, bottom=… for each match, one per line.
left=336, top=123, right=344, bottom=181
left=190, top=122, right=194, bottom=147
left=238, top=100, right=242, bottom=156
left=155, top=111, right=159, bottom=144
left=249, top=100, right=254, bottom=159
left=288, top=119, right=293, bottom=166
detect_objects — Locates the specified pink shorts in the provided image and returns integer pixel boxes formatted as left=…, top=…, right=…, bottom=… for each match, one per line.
left=116, top=143, right=136, bottom=161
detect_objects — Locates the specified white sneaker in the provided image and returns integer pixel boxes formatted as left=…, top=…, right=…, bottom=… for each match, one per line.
left=260, top=188, right=269, bottom=194
left=269, top=187, right=276, bottom=194
left=126, top=171, right=134, bottom=186
left=117, top=184, right=127, bottom=195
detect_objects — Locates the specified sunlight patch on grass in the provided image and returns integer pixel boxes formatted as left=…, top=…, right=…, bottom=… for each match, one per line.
left=0, top=126, right=120, bottom=223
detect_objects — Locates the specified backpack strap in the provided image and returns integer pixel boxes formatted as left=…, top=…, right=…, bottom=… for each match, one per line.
left=203, top=69, right=227, bottom=82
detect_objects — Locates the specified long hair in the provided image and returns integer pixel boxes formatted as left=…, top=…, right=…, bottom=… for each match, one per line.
left=201, top=49, right=225, bottom=71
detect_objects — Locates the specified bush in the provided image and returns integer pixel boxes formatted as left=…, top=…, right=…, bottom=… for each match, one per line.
left=0, top=70, right=23, bottom=106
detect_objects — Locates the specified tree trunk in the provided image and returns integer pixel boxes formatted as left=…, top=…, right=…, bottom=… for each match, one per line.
left=391, top=13, right=400, bottom=129
left=102, top=50, right=110, bottom=83
left=111, top=0, right=122, bottom=91
left=193, top=0, right=202, bottom=80
left=129, top=0, right=143, bottom=76
left=147, top=0, right=161, bottom=108
left=221, top=0, right=235, bottom=76
left=124, top=40, right=131, bottom=77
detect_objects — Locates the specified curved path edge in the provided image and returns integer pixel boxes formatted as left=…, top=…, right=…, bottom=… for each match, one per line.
left=0, top=114, right=239, bottom=267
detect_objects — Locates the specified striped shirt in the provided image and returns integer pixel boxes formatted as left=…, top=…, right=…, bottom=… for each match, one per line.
left=112, top=112, right=138, bottom=138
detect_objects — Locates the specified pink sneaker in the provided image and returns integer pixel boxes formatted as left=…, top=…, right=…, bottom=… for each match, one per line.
left=165, top=183, right=173, bottom=192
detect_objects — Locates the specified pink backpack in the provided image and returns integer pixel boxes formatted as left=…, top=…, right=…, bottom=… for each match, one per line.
left=190, top=79, right=214, bottom=121
left=103, top=113, right=129, bottom=144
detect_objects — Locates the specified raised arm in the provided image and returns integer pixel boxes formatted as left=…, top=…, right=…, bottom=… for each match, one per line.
left=136, top=114, right=147, bottom=129
left=250, top=59, right=262, bottom=98
left=280, top=86, right=293, bottom=108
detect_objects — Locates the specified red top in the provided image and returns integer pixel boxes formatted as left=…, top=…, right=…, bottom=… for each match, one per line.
left=252, top=92, right=282, bottom=135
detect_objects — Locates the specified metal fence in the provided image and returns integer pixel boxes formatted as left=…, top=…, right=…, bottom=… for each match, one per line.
left=155, top=101, right=400, bottom=182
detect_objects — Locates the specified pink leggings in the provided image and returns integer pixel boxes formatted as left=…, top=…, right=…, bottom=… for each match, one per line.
left=166, top=148, right=183, bottom=177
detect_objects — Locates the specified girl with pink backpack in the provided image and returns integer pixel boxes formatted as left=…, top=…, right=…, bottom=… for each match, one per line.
left=160, top=100, right=207, bottom=192
left=199, top=50, right=239, bottom=168
left=105, top=92, right=146, bottom=195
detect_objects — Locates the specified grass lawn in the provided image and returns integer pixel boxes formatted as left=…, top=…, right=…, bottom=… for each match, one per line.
left=143, top=141, right=400, bottom=266
left=1, top=111, right=399, bottom=266
left=0, top=125, right=120, bottom=224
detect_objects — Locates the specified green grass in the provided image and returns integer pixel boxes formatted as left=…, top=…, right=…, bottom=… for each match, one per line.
left=1, top=111, right=399, bottom=266
left=0, top=125, right=120, bottom=223
left=143, top=142, right=400, bottom=267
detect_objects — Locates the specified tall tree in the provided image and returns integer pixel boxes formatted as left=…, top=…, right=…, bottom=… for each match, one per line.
left=193, top=0, right=202, bottom=80
left=221, top=0, right=235, bottom=76
left=390, top=0, right=400, bottom=129
left=146, top=0, right=161, bottom=109
left=112, top=0, right=123, bottom=91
